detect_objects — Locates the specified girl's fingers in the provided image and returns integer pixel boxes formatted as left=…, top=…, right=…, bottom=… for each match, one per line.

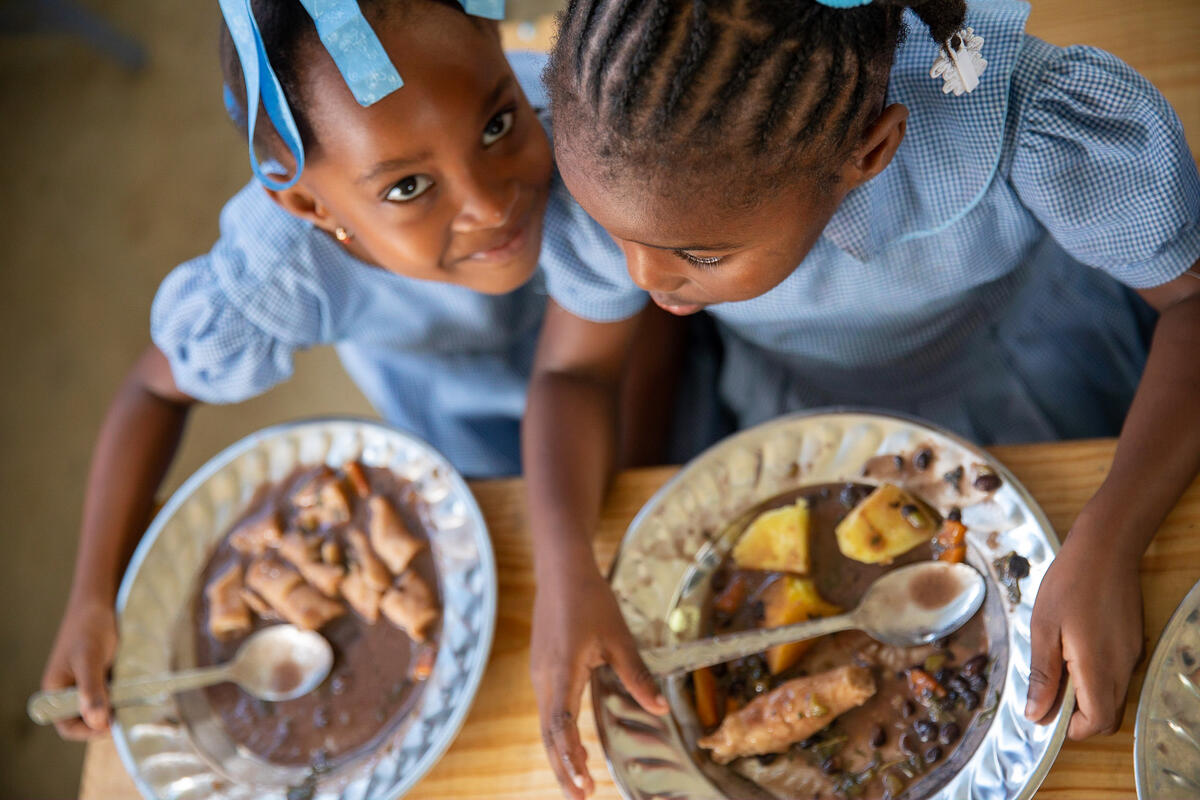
left=1065, top=659, right=1122, bottom=739
left=538, top=664, right=592, bottom=799
left=605, top=633, right=668, bottom=716
left=1025, top=615, right=1064, bottom=723
left=55, top=717, right=100, bottom=741
left=71, top=650, right=111, bottom=732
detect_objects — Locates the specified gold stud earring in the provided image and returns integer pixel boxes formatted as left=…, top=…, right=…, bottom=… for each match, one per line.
left=335, top=226, right=352, bottom=242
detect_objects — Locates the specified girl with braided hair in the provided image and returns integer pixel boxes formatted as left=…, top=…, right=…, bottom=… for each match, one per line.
left=524, top=0, right=1200, bottom=794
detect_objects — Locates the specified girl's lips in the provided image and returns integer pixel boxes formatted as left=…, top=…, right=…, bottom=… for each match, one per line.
left=650, top=292, right=705, bottom=316
left=464, top=219, right=531, bottom=264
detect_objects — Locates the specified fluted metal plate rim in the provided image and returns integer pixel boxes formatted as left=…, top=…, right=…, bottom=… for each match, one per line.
left=594, top=408, right=1072, bottom=800
left=110, top=417, right=497, bottom=800
left=1134, top=577, right=1200, bottom=799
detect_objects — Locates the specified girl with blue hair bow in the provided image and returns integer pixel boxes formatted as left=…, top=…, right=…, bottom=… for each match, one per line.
left=39, top=0, right=689, bottom=741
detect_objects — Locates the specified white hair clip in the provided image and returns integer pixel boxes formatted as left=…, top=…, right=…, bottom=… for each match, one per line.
left=930, top=27, right=987, bottom=96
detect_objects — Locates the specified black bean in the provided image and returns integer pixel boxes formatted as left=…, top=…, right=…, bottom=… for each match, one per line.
left=973, top=470, right=1002, bottom=492
left=870, top=725, right=887, bottom=748
left=967, top=674, right=987, bottom=693
left=821, top=757, right=840, bottom=774
left=915, top=449, right=933, bottom=471
left=947, top=674, right=968, bottom=693
left=939, top=722, right=961, bottom=744
left=914, top=719, right=936, bottom=742
left=756, top=752, right=778, bottom=765
left=947, top=506, right=962, bottom=522
left=797, top=737, right=817, bottom=749
left=961, top=690, right=980, bottom=711
left=893, top=455, right=905, bottom=470
left=962, top=653, right=988, bottom=677
left=924, top=745, right=943, bottom=764
left=899, top=732, right=918, bottom=756
left=1183, top=648, right=1197, bottom=669
left=901, top=699, right=917, bottom=718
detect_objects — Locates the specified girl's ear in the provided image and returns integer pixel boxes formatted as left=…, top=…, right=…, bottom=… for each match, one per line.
left=842, top=103, right=909, bottom=188
left=264, top=183, right=339, bottom=234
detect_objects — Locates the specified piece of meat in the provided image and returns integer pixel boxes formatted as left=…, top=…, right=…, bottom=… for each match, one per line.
left=229, top=513, right=282, bottom=556
left=320, top=540, right=342, bottom=565
left=240, top=586, right=279, bottom=621
left=347, top=528, right=391, bottom=591
left=368, top=496, right=425, bottom=575
left=245, top=558, right=345, bottom=631
left=341, top=564, right=382, bottom=623
left=344, top=461, right=372, bottom=498
left=380, top=571, right=439, bottom=642
left=698, top=665, right=876, bottom=764
left=292, top=470, right=351, bottom=529
left=278, top=531, right=344, bottom=598
left=205, top=563, right=251, bottom=639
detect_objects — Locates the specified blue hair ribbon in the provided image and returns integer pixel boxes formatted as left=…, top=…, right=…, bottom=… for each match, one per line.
left=218, top=0, right=506, bottom=189
left=814, top=0, right=873, bottom=7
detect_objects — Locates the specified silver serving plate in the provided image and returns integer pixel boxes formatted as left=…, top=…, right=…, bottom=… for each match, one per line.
left=1135, top=578, right=1200, bottom=798
left=593, top=409, right=1072, bottom=800
left=111, top=417, right=497, bottom=800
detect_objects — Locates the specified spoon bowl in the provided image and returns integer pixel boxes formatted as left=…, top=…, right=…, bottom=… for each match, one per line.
left=230, top=625, right=334, bottom=702
left=643, top=561, right=987, bottom=677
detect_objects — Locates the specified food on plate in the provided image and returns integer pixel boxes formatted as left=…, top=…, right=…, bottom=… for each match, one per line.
left=733, top=499, right=811, bottom=574
left=692, top=482, right=991, bottom=799
left=835, top=483, right=937, bottom=564
left=193, top=461, right=441, bottom=769
left=699, top=665, right=877, bottom=764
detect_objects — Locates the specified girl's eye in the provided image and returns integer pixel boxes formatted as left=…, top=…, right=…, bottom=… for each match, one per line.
left=675, top=250, right=724, bottom=268
left=482, top=110, right=515, bottom=146
left=385, top=174, right=434, bottom=202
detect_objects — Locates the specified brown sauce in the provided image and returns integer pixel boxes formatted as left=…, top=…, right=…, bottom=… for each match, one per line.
left=694, top=483, right=990, bottom=800
left=190, top=464, right=439, bottom=770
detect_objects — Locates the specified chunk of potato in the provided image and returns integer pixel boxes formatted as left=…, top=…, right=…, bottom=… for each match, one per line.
left=834, top=483, right=937, bottom=564
left=732, top=499, right=810, bottom=574
left=762, top=577, right=842, bottom=674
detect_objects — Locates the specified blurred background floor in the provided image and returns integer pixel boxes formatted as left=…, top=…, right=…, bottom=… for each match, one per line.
left=0, top=0, right=1195, bottom=797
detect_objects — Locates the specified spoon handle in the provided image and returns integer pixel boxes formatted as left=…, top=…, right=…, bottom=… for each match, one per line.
left=642, top=613, right=855, bottom=677
left=27, top=664, right=231, bottom=725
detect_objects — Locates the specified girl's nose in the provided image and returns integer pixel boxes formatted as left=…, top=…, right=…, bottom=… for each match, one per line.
left=453, top=174, right=516, bottom=232
left=624, top=246, right=686, bottom=293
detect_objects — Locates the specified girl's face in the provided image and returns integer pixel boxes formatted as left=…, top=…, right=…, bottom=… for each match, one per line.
left=554, top=106, right=906, bottom=314
left=278, top=8, right=552, bottom=295
left=558, top=155, right=847, bottom=314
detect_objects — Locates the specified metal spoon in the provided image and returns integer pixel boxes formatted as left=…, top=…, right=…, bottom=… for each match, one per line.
left=27, top=624, right=333, bottom=725
left=643, top=561, right=986, bottom=677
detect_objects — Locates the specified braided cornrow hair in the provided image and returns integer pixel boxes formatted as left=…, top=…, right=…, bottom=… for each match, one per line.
left=547, top=0, right=966, bottom=198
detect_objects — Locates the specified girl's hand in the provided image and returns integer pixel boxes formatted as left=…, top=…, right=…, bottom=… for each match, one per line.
left=41, top=595, right=118, bottom=741
left=531, top=562, right=669, bottom=799
left=1024, top=523, right=1144, bottom=739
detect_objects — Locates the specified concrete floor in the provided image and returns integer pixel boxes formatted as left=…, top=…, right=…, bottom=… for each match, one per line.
left=0, top=0, right=1195, bottom=798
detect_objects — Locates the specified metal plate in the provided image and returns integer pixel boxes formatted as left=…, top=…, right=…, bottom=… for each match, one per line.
left=1135, top=578, right=1200, bottom=798
left=111, top=417, right=497, bottom=800
left=593, top=409, right=1072, bottom=800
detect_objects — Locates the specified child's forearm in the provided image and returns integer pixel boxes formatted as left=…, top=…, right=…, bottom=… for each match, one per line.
left=69, top=346, right=194, bottom=606
left=1075, top=285, right=1200, bottom=558
left=524, top=368, right=620, bottom=579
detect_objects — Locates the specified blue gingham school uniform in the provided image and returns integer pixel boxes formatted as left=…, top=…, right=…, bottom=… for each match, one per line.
left=151, top=53, right=553, bottom=478
left=541, top=0, right=1200, bottom=445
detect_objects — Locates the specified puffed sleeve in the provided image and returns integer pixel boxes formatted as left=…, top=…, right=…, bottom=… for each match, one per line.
left=539, top=173, right=649, bottom=322
left=1010, top=43, right=1200, bottom=288
left=150, top=188, right=332, bottom=403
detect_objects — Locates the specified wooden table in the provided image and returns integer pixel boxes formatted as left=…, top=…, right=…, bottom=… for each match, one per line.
left=79, top=439, right=1200, bottom=799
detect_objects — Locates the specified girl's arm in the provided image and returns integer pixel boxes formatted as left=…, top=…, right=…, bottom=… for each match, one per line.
left=523, top=300, right=669, bottom=800
left=1026, top=266, right=1200, bottom=738
left=41, top=344, right=195, bottom=740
